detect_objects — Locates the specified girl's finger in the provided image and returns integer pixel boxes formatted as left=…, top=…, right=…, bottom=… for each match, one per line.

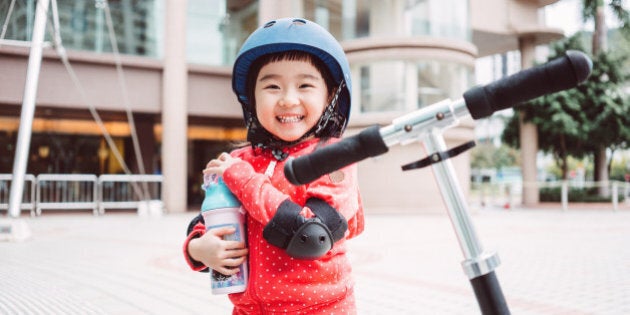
left=210, top=226, right=236, bottom=237
left=225, top=248, right=248, bottom=259
left=218, top=152, right=230, bottom=161
left=215, top=266, right=239, bottom=276
left=223, top=256, right=246, bottom=267
left=223, top=240, right=246, bottom=249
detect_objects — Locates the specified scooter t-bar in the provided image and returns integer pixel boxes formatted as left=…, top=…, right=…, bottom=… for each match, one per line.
left=284, top=50, right=592, bottom=185
left=284, top=50, right=592, bottom=315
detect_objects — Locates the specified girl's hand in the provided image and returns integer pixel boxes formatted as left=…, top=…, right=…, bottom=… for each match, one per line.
left=188, top=226, right=248, bottom=275
left=203, top=152, right=241, bottom=177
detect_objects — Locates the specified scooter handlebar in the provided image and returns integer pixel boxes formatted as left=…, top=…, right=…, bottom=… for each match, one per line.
left=284, top=125, right=388, bottom=185
left=284, top=50, right=593, bottom=185
left=463, top=50, right=592, bottom=119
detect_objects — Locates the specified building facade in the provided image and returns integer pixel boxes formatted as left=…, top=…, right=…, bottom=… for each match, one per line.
left=0, top=0, right=561, bottom=213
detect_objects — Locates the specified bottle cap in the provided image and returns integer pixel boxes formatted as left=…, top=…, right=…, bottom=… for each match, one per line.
left=201, top=176, right=241, bottom=211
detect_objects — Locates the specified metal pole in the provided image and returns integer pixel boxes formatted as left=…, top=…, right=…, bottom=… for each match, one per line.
left=561, top=181, right=568, bottom=211
left=8, top=0, right=50, bottom=218
left=612, top=182, right=618, bottom=212
left=423, top=130, right=509, bottom=315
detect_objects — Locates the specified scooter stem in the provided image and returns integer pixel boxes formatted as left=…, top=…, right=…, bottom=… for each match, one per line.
left=423, top=130, right=509, bottom=315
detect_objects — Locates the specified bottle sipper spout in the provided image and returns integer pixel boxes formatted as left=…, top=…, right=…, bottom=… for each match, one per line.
left=201, top=175, right=241, bottom=212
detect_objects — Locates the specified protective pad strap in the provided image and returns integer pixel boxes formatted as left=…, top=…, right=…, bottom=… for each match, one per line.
left=263, top=199, right=303, bottom=249
left=305, top=197, right=348, bottom=242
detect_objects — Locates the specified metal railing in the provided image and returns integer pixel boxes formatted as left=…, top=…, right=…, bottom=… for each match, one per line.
left=98, top=174, right=163, bottom=215
left=0, top=174, right=37, bottom=214
left=0, top=173, right=163, bottom=216
left=551, top=180, right=629, bottom=211
left=472, top=180, right=630, bottom=211
left=36, top=174, right=99, bottom=216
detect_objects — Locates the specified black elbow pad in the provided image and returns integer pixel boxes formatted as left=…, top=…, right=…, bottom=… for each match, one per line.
left=262, top=198, right=348, bottom=260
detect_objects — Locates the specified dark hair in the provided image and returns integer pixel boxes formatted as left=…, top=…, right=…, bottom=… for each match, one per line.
left=244, top=50, right=336, bottom=112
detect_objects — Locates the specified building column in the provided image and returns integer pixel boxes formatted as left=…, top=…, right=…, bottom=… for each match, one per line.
left=258, top=0, right=303, bottom=22
left=162, top=0, right=188, bottom=213
left=127, top=113, right=155, bottom=175
left=518, top=36, right=539, bottom=206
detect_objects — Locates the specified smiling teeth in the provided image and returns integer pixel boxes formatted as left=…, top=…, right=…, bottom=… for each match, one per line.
left=277, top=116, right=304, bottom=123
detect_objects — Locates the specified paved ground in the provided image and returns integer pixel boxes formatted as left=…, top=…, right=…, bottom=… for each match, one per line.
left=1, top=205, right=629, bottom=314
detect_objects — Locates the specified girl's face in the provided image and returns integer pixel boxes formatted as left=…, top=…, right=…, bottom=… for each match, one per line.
left=254, top=59, right=329, bottom=142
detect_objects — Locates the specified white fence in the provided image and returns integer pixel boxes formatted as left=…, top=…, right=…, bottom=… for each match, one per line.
left=98, top=174, right=163, bottom=215
left=472, top=180, right=630, bottom=211
left=0, top=174, right=37, bottom=213
left=0, top=174, right=163, bottom=216
left=36, top=174, right=99, bottom=215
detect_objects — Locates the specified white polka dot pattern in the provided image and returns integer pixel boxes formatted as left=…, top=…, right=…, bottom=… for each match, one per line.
left=220, top=138, right=364, bottom=314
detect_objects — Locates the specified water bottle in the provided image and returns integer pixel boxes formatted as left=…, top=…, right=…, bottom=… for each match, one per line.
left=201, top=174, right=248, bottom=294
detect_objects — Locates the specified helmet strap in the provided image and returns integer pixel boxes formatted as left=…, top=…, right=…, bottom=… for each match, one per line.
left=313, top=80, right=346, bottom=138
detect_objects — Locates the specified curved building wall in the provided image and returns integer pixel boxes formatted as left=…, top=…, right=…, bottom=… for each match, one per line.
left=290, top=0, right=474, bottom=211
left=256, top=0, right=476, bottom=212
left=0, top=0, right=562, bottom=212
left=344, top=44, right=476, bottom=211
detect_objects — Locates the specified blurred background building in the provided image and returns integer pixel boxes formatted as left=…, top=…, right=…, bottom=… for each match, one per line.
left=0, top=0, right=563, bottom=213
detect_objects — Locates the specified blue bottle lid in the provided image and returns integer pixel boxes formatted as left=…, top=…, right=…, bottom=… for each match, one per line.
left=201, top=176, right=241, bottom=211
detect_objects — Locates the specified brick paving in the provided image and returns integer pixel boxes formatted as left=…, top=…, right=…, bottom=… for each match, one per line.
left=1, top=206, right=629, bottom=314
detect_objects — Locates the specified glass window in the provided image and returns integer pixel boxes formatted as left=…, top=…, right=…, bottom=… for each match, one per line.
left=357, top=59, right=471, bottom=113
left=301, top=0, right=368, bottom=40
left=187, top=0, right=258, bottom=66
left=358, top=61, right=407, bottom=112
left=0, top=0, right=258, bottom=65
left=300, top=0, right=469, bottom=41
left=0, top=0, right=160, bottom=57
left=417, top=60, right=471, bottom=107
left=404, top=0, right=469, bottom=40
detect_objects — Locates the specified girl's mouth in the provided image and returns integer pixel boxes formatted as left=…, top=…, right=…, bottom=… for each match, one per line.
left=276, top=115, right=304, bottom=123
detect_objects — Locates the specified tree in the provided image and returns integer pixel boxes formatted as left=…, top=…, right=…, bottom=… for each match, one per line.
left=582, top=0, right=630, bottom=51
left=581, top=0, right=630, bottom=189
left=502, top=34, right=630, bottom=181
left=504, top=37, right=588, bottom=179
left=470, top=142, right=519, bottom=170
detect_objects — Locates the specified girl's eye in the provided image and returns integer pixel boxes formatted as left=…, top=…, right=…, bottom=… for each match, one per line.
left=299, top=83, right=314, bottom=88
left=264, top=84, right=280, bottom=90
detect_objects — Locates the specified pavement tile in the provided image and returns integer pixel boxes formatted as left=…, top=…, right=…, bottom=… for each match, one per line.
left=0, top=206, right=629, bottom=314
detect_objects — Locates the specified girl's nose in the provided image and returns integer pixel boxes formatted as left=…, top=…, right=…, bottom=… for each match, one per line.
left=279, top=88, right=299, bottom=107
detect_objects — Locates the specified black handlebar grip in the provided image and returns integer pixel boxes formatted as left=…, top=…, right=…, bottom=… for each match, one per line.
left=463, top=50, right=592, bottom=119
left=284, top=125, right=389, bottom=185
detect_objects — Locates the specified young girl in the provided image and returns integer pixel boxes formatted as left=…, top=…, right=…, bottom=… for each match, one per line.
left=184, top=17, right=364, bottom=314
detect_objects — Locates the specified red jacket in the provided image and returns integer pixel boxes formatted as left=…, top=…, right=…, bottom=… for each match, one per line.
left=184, top=138, right=364, bottom=314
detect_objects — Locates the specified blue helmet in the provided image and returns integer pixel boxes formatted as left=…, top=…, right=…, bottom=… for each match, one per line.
left=232, top=17, right=352, bottom=138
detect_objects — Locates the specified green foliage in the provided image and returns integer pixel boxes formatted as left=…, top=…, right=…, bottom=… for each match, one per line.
left=577, top=51, right=630, bottom=152
left=501, top=113, right=520, bottom=149
left=470, top=142, right=519, bottom=169
left=582, top=0, right=630, bottom=37
left=544, top=156, right=592, bottom=180
left=502, top=1, right=630, bottom=186
left=501, top=33, right=630, bottom=178
left=539, top=186, right=625, bottom=202
left=610, top=155, right=630, bottom=181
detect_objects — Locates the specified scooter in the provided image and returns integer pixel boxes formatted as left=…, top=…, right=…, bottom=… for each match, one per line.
left=284, top=50, right=593, bottom=315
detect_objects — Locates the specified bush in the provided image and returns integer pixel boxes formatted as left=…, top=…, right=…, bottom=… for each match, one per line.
left=539, top=186, right=626, bottom=203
